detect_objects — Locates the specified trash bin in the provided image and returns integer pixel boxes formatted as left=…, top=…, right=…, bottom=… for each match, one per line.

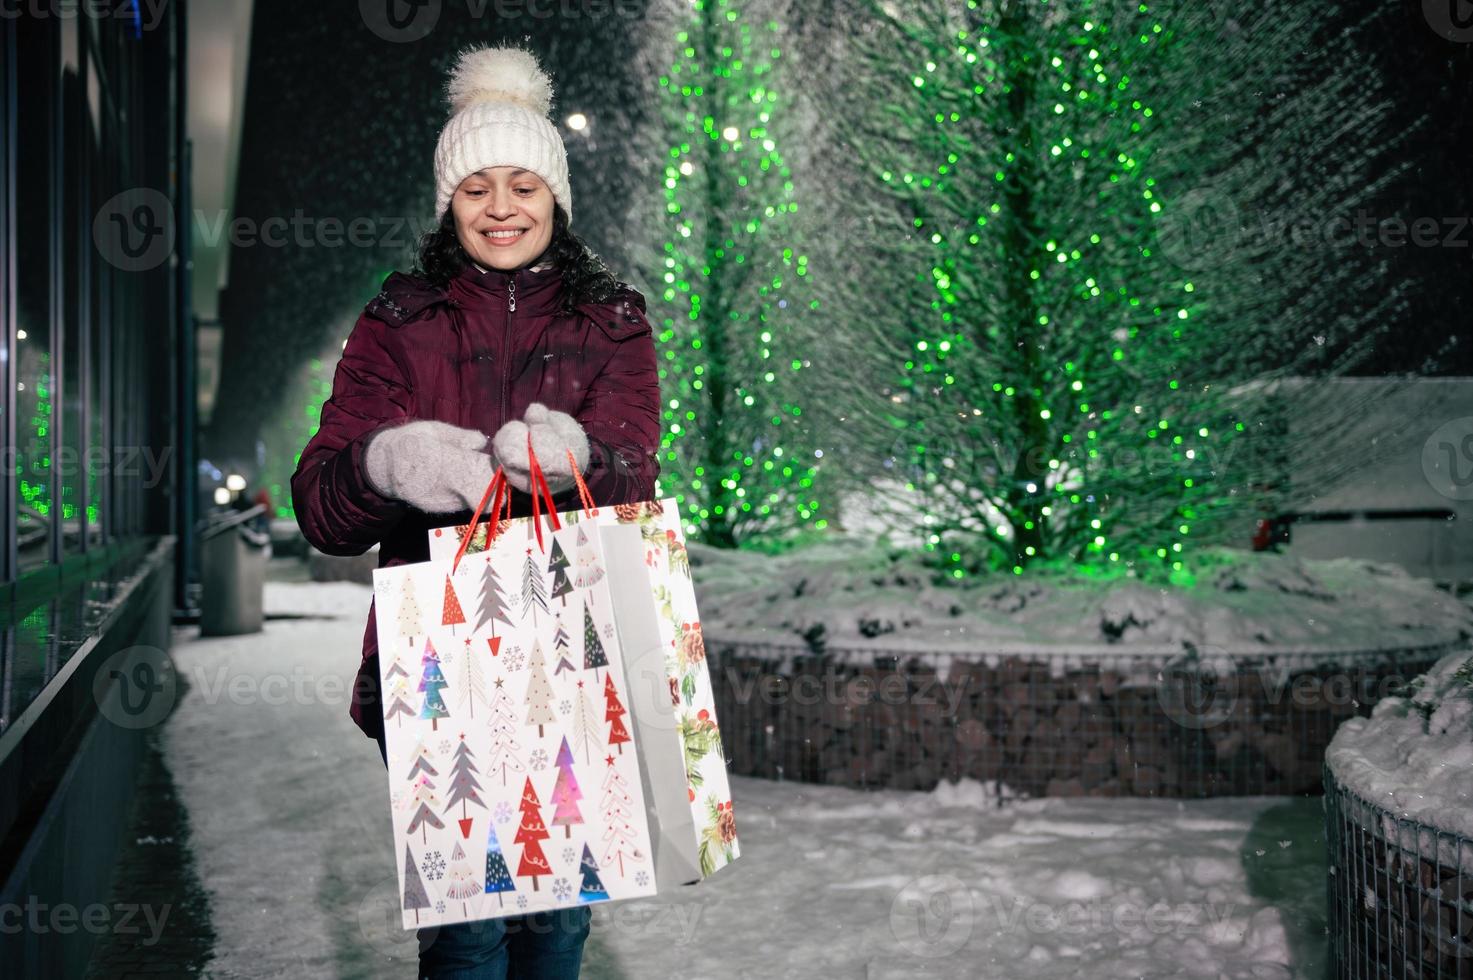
left=199, top=505, right=270, bottom=636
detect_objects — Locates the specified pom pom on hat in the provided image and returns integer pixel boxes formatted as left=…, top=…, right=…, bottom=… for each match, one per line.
left=446, top=45, right=554, bottom=116
left=432, top=44, right=572, bottom=224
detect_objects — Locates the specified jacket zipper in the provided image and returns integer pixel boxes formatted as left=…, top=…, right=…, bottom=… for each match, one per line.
left=499, top=271, right=516, bottom=428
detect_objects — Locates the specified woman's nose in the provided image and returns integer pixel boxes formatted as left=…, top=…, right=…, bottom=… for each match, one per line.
left=484, top=190, right=516, bottom=217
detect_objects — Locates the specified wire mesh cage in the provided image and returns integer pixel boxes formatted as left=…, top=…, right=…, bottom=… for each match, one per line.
left=1324, top=765, right=1473, bottom=979
left=707, top=637, right=1456, bottom=797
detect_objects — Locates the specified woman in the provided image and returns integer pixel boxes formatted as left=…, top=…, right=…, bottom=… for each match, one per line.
left=290, top=44, right=661, bottom=979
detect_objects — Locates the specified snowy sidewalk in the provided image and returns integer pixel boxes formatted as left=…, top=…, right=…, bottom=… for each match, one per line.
left=157, top=562, right=1327, bottom=979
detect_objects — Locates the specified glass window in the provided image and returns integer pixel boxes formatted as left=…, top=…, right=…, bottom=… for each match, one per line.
left=60, top=54, right=83, bottom=554
left=14, top=16, right=56, bottom=573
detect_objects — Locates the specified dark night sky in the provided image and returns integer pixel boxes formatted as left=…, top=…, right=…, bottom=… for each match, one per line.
left=204, top=0, right=1473, bottom=461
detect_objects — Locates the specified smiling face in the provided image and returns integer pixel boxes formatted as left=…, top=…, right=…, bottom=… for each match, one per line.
left=451, top=166, right=556, bottom=271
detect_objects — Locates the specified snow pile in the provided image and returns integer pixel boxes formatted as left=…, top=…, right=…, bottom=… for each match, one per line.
left=1325, top=651, right=1473, bottom=850
left=689, top=538, right=1473, bottom=659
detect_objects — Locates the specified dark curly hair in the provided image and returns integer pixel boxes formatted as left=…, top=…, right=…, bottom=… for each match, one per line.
left=412, top=202, right=622, bottom=315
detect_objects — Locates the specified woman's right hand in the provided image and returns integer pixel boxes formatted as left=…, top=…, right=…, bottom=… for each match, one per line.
left=362, top=419, right=496, bottom=514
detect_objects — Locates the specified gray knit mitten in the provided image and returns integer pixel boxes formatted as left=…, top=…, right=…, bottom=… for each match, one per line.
left=362, top=419, right=496, bottom=513
left=491, top=403, right=591, bottom=495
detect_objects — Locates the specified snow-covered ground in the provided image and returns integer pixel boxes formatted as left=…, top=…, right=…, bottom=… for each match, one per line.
left=691, top=539, right=1472, bottom=661
left=155, top=564, right=1329, bottom=978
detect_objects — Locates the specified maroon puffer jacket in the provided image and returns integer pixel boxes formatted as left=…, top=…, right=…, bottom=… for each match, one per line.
left=290, top=261, right=661, bottom=742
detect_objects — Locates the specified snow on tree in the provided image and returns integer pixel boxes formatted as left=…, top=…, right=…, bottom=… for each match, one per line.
left=474, top=553, right=515, bottom=637
left=514, top=775, right=552, bottom=890
left=397, top=577, right=424, bottom=647
left=804, top=0, right=1422, bottom=577
left=402, top=843, right=433, bottom=923
left=604, top=672, right=631, bottom=756
left=485, top=676, right=526, bottom=786
left=443, top=735, right=487, bottom=821
left=523, top=639, right=558, bottom=738
left=549, top=736, right=585, bottom=839
left=572, top=678, right=602, bottom=764
left=521, top=545, right=549, bottom=628
left=441, top=573, right=466, bottom=635
left=628, top=0, right=828, bottom=547
left=573, top=525, right=605, bottom=590
left=406, top=775, right=446, bottom=844
left=483, top=815, right=516, bottom=907
left=577, top=842, right=609, bottom=902
left=551, top=612, right=576, bottom=675
left=383, top=656, right=415, bottom=728
left=457, top=638, right=486, bottom=719
left=442, top=840, right=483, bottom=914
left=598, top=755, right=644, bottom=876
left=582, top=604, right=608, bottom=680
left=417, top=637, right=450, bottom=730
left=547, top=536, right=575, bottom=606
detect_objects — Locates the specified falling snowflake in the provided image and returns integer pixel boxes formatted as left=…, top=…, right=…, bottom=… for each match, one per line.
left=558, top=699, right=572, bottom=716
left=635, top=870, right=650, bottom=888
left=438, top=738, right=453, bottom=755
left=552, top=877, right=573, bottom=902
left=562, top=846, right=577, bottom=865
left=505, top=646, right=526, bottom=671
left=494, top=801, right=513, bottom=824
left=516, top=894, right=529, bottom=909
left=529, top=748, right=549, bottom=771
left=435, top=899, right=446, bottom=913
left=440, top=649, right=455, bottom=668
left=421, top=850, right=447, bottom=881
left=602, top=622, right=615, bottom=640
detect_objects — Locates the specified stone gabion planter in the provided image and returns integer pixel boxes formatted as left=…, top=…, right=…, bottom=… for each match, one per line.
left=708, top=636, right=1456, bottom=797
left=1324, top=768, right=1473, bottom=979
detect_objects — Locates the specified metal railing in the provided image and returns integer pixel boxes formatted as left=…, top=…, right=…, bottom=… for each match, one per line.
left=1324, top=764, right=1473, bottom=978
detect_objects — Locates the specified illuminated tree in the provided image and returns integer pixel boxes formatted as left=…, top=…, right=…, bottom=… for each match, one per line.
left=809, top=0, right=1419, bottom=579
left=634, top=0, right=830, bottom=547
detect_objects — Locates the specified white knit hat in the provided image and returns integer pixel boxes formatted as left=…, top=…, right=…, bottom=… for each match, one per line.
left=433, top=45, right=572, bottom=225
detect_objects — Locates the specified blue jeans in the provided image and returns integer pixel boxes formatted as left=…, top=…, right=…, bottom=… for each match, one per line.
left=375, top=732, right=592, bottom=979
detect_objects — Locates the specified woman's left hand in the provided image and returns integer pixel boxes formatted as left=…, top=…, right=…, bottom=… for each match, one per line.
left=491, top=402, right=591, bottom=495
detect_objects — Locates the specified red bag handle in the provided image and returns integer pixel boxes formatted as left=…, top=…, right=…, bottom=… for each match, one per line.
left=452, top=432, right=602, bottom=572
